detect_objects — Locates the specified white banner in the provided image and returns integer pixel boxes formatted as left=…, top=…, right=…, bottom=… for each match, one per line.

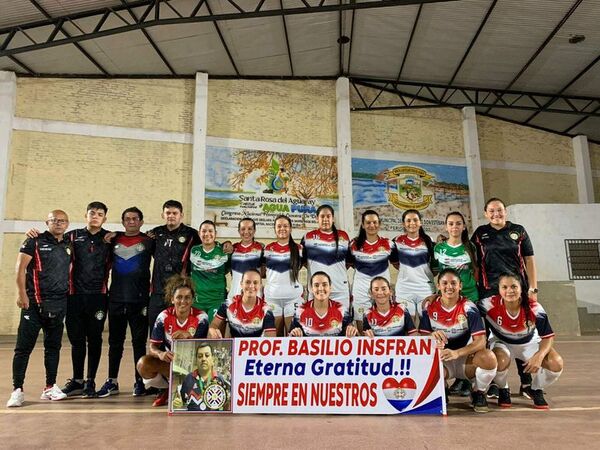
left=233, top=337, right=446, bottom=415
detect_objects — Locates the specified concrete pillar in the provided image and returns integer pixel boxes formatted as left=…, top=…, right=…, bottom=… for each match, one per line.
left=0, top=71, right=17, bottom=258
left=336, top=77, right=354, bottom=235
left=462, top=106, right=485, bottom=228
left=192, top=72, right=209, bottom=228
left=572, top=135, right=595, bottom=203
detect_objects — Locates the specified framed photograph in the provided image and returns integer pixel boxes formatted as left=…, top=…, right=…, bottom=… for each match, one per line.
left=169, top=339, right=233, bottom=414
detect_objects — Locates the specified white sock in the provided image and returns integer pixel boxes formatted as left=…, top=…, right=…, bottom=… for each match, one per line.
left=474, top=367, right=497, bottom=392
left=493, top=369, right=509, bottom=389
left=143, top=374, right=169, bottom=389
left=532, top=369, right=562, bottom=390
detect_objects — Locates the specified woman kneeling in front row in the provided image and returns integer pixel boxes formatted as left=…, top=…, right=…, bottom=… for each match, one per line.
left=137, top=275, right=209, bottom=407
left=479, top=272, right=563, bottom=409
left=419, top=268, right=497, bottom=413
left=289, top=271, right=358, bottom=337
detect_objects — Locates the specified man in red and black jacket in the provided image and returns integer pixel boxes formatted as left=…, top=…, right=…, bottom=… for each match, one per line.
left=7, top=210, right=71, bottom=408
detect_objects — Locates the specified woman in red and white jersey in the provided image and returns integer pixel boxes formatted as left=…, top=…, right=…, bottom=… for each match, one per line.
left=348, top=210, right=397, bottom=331
left=362, top=277, right=416, bottom=337
left=262, top=215, right=303, bottom=336
left=301, top=205, right=351, bottom=308
left=393, top=209, right=436, bottom=319
left=137, top=274, right=208, bottom=407
left=228, top=218, right=264, bottom=302
left=289, top=272, right=357, bottom=337
left=478, top=272, right=563, bottom=409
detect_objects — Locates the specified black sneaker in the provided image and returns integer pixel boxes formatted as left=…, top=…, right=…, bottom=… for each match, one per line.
left=448, top=379, right=463, bottom=395
left=486, top=384, right=499, bottom=399
left=498, top=388, right=512, bottom=408
left=82, top=379, right=97, bottom=398
left=133, top=380, right=147, bottom=397
left=528, top=388, right=549, bottom=409
left=519, top=384, right=531, bottom=399
left=471, top=390, right=489, bottom=413
left=62, top=379, right=84, bottom=397
left=458, top=379, right=472, bottom=397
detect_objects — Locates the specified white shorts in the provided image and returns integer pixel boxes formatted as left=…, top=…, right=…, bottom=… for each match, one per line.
left=489, top=333, right=541, bottom=362
left=267, top=296, right=301, bottom=318
left=395, top=293, right=426, bottom=318
left=443, top=355, right=468, bottom=380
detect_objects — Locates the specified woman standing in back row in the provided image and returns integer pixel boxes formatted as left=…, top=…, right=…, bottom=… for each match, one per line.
left=471, top=198, right=538, bottom=398
left=301, top=205, right=351, bottom=309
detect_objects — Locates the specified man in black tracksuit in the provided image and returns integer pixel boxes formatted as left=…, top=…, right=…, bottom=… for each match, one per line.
left=62, top=201, right=112, bottom=398
left=7, top=210, right=71, bottom=407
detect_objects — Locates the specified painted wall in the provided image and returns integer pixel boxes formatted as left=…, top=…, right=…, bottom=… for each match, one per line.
left=0, top=77, right=594, bottom=334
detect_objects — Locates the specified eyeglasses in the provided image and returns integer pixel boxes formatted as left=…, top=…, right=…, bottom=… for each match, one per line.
left=48, top=218, right=68, bottom=224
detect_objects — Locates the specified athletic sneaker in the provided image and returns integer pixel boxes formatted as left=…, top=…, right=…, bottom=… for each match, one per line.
left=527, top=388, right=549, bottom=409
left=40, top=384, right=67, bottom=401
left=152, top=390, right=169, bottom=407
left=82, top=380, right=96, bottom=399
left=498, top=388, right=512, bottom=408
left=96, top=379, right=119, bottom=398
left=62, top=379, right=84, bottom=397
left=519, top=384, right=532, bottom=399
left=7, top=388, right=25, bottom=407
left=132, top=381, right=147, bottom=397
left=471, top=390, right=489, bottom=413
left=486, top=383, right=499, bottom=399
left=448, top=379, right=462, bottom=395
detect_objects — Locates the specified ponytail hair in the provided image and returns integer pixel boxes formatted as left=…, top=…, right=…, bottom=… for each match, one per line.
left=403, top=209, right=433, bottom=260
left=316, top=204, right=339, bottom=256
left=275, top=215, right=300, bottom=284
left=445, top=211, right=476, bottom=265
left=356, top=209, right=379, bottom=251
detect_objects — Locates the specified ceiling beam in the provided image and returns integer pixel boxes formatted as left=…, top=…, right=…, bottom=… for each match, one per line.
left=280, top=0, right=294, bottom=76
left=350, top=78, right=600, bottom=118
left=441, top=0, right=498, bottom=101
left=120, top=0, right=176, bottom=75
left=521, top=53, right=600, bottom=125
left=27, top=0, right=109, bottom=75
left=205, top=0, right=240, bottom=76
left=483, top=0, right=584, bottom=114
left=0, top=0, right=460, bottom=58
left=396, top=4, right=422, bottom=81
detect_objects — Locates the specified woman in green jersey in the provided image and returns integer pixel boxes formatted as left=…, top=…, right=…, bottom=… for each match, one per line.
left=189, top=220, right=231, bottom=322
left=434, top=211, right=478, bottom=302
left=434, top=211, right=479, bottom=397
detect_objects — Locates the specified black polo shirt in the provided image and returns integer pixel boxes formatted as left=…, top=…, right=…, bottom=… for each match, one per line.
left=150, top=224, right=199, bottom=295
left=20, top=231, right=71, bottom=308
left=66, top=227, right=112, bottom=295
left=471, top=221, right=534, bottom=297
left=109, top=232, right=155, bottom=303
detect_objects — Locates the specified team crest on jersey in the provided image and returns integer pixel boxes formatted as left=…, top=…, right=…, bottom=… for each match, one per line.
left=392, top=315, right=401, bottom=323
left=526, top=320, right=534, bottom=329
left=178, top=236, right=186, bottom=243
left=509, top=231, right=519, bottom=241
left=136, top=243, right=145, bottom=251
left=204, top=383, right=227, bottom=410
left=330, top=320, right=339, bottom=328
left=378, top=165, right=434, bottom=210
left=358, top=307, right=364, bottom=315
left=188, top=327, right=196, bottom=335
left=253, top=317, right=261, bottom=325
left=457, top=314, right=467, bottom=324
left=95, top=310, right=105, bottom=321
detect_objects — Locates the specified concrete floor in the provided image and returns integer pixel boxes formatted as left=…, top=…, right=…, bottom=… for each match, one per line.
left=1, top=336, right=599, bottom=449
